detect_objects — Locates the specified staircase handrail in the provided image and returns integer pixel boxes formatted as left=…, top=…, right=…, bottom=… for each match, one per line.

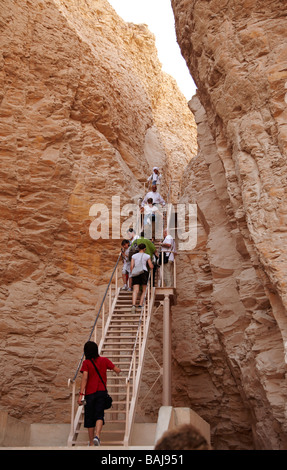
left=124, top=272, right=155, bottom=444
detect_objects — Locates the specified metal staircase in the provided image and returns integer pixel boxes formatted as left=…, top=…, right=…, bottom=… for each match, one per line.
left=67, top=261, right=156, bottom=447
left=67, top=180, right=180, bottom=447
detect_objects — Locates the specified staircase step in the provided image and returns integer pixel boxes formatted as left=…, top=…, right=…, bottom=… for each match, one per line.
left=105, top=336, right=136, bottom=340
left=107, top=328, right=139, bottom=332
left=109, top=374, right=131, bottom=378
left=103, top=345, right=134, bottom=349
left=103, top=420, right=126, bottom=424
left=111, top=318, right=142, bottom=326
left=101, top=429, right=125, bottom=435
left=113, top=310, right=141, bottom=314
left=109, top=401, right=127, bottom=405
left=111, top=314, right=140, bottom=318
left=110, top=319, right=141, bottom=322
left=104, top=340, right=135, bottom=343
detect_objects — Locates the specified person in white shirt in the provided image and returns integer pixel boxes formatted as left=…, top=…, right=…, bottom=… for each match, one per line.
left=130, top=244, right=153, bottom=314
left=127, top=228, right=139, bottom=244
left=141, top=185, right=166, bottom=208
left=160, top=229, right=175, bottom=287
left=147, top=167, right=162, bottom=188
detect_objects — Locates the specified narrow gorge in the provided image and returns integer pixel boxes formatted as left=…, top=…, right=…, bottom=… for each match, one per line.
left=0, top=0, right=287, bottom=450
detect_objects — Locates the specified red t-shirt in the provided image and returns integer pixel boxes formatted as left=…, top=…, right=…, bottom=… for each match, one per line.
left=80, top=356, right=115, bottom=395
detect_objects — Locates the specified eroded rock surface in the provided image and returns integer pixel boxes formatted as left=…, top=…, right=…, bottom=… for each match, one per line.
left=171, top=0, right=287, bottom=449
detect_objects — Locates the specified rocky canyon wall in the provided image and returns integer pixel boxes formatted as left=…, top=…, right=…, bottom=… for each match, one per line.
left=171, top=0, right=287, bottom=449
left=0, top=0, right=196, bottom=423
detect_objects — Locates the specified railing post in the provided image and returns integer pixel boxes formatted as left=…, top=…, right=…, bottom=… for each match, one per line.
left=125, top=380, right=130, bottom=444
left=139, top=325, right=142, bottom=364
left=133, top=354, right=136, bottom=386
left=147, top=286, right=149, bottom=328
left=143, top=304, right=147, bottom=334
left=173, top=257, right=176, bottom=288
left=101, top=303, right=105, bottom=343
left=69, top=380, right=76, bottom=445
left=162, top=292, right=172, bottom=405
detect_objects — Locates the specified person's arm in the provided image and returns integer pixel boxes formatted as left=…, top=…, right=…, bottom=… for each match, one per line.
left=78, top=371, right=88, bottom=405
left=141, top=194, right=148, bottom=207
left=147, top=255, right=154, bottom=269
left=130, top=258, right=135, bottom=272
left=113, top=366, right=121, bottom=374
left=161, top=241, right=172, bottom=249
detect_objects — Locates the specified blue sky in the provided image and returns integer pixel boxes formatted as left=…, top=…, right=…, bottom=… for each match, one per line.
left=108, top=0, right=197, bottom=100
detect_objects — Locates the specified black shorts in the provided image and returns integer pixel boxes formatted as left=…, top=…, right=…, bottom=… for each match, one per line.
left=132, top=270, right=149, bottom=286
left=84, top=391, right=106, bottom=428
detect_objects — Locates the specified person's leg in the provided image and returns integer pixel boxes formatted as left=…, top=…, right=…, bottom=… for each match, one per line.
left=132, top=284, right=139, bottom=306
left=93, top=392, right=106, bottom=445
left=139, top=284, right=147, bottom=306
left=122, top=271, right=128, bottom=289
left=88, top=427, right=95, bottom=446
left=84, top=393, right=97, bottom=445
left=94, top=419, right=103, bottom=443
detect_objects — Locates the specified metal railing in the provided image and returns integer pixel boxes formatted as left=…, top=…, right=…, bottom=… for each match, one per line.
left=67, top=252, right=122, bottom=446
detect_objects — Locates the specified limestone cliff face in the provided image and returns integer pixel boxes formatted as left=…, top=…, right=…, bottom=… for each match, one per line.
left=0, top=0, right=196, bottom=423
left=171, top=0, right=287, bottom=449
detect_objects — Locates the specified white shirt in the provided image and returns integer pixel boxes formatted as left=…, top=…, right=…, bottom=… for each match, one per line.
left=161, top=235, right=175, bottom=262
left=142, top=191, right=165, bottom=207
left=132, top=252, right=150, bottom=271
left=147, top=171, right=162, bottom=184
left=144, top=204, right=159, bottom=216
